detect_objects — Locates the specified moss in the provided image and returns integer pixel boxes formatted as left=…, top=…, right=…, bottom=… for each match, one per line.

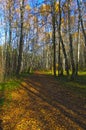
left=0, top=80, right=21, bottom=91
left=0, top=79, right=21, bottom=106
left=0, top=97, right=4, bottom=106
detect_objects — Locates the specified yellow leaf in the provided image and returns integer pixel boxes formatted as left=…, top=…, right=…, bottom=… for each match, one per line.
left=40, top=4, right=51, bottom=16
left=25, top=5, right=31, bottom=11
left=55, top=2, right=59, bottom=12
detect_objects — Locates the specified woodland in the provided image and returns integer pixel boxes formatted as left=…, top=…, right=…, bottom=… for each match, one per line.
left=0, top=0, right=86, bottom=130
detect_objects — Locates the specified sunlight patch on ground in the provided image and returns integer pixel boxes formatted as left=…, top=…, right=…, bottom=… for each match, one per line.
left=15, top=118, right=41, bottom=130
left=21, top=82, right=28, bottom=87
left=11, top=92, right=22, bottom=101
left=29, top=87, right=39, bottom=94
left=21, top=81, right=40, bottom=94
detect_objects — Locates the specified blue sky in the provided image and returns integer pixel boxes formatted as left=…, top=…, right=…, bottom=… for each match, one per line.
left=28, top=0, right=45, bottom=7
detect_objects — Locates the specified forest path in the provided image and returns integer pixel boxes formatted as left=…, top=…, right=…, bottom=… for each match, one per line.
left=0, top=73, right=86, bottom=130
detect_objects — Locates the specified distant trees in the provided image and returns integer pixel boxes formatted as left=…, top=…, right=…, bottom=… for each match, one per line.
left=0, top=0, right=86, bottom=81
left=77, top=0, right=86, bottom=67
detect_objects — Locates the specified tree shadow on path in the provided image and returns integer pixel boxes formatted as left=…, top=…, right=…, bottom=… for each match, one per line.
left=21, top=74, right=86, bottom=130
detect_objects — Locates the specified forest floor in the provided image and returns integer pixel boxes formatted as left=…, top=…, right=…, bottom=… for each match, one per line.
left=0, top=72, right=86, bottom=130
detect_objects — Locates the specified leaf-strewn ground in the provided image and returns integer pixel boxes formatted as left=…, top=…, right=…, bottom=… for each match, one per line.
left=0, top=72, right=86, bottom=130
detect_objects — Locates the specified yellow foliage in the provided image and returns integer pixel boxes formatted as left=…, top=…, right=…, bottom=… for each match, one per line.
left=61, top=18, right=64, bottom=23
left=55, top=2, right=59, bottom=12
left=40, top=4, right=51, bottom=16
left=72, top=32, right=78, bottom=38
left=16, top=9, right=20, bottom=13
left=45, top=4, right=51, bottom=11
left=33, top=16, right=38, bottom=22
left=25, top=5, right=31, bottom=11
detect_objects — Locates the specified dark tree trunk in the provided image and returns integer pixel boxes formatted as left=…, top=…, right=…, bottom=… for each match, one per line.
left=59, top=34, right=69, bottom=76
left=17, top=0, right=24, bottom=74
left=68, top=0, right=75, bottom=79
left=58, top=0, right=69, bottom=76
left=52, top=1, right=56, bottom=77
left=58, top=40, right=61, bottom=76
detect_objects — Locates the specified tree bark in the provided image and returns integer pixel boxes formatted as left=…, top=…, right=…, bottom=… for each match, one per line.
left=52, top=1, right=56, bottom=76
left=68, top=0, right=75, bottom=78
left=58, top=0, right=69, bottom=76
left=77, top=0, right=86, bottom=67
left=17, top=0, right=24, bottom=74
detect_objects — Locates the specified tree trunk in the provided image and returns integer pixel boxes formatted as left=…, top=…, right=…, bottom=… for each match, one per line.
left=77, top=0, right=86, bottom=67
left=77, top=0, right=86, bottom=46
left=68, top=0, right=75, bottom=79
left=5, top=3, right=12, bottom=78
left=58, top=0, right=69, bottom=76
left=59, top=34, right=69, bottom=76
left=58, top=40, right=61, bottom=76
left=75, top=20, right=80, bottom=75
left=17, top=0, right=24, bottom=74
left=52, top=1, right=56, bottom=76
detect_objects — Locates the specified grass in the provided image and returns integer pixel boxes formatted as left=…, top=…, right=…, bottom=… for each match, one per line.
left=0, top=80, right=21, bottom=91
left=39, top=70, right=86, bottom=98
left=57, top=72, right=86, bottom=98
left=0, top=79, right=21, bottom=106
left=19, top=72, right=34, bottom=78
left=0, top=98, right=4, bottom=106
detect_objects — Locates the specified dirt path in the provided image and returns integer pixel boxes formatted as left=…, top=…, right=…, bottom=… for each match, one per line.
left=0, top=73, right=86, bottom=130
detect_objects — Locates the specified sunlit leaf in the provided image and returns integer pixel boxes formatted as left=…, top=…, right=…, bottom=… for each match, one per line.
left=25, top=4, right=31, bottom=11
left=40, top=4, right=51, bottom=16
left=55, top=2, right=59, bottom=13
